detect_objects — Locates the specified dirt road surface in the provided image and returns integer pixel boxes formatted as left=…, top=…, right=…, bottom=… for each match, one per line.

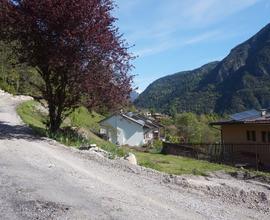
left=0, top=91, right=269, bottom=220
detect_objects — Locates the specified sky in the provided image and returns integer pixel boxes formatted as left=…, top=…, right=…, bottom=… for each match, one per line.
left=113, top=0, right=270, bottom=92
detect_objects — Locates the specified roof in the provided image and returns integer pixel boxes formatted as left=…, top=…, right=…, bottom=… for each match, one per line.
left=210, top=109, right=270, bottom=126
left=99, top=112, right=162, bottom=129
left=130, top=114, right=163, bottom=129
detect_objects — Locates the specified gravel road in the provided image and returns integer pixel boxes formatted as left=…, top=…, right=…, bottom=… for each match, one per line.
left=0, top=91, right=269, bottom=220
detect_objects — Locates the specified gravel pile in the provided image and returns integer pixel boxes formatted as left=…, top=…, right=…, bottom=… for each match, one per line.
left=159, top=171, right=270, bottom=214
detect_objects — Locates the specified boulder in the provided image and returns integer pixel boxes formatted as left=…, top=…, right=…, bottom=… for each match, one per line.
left=124, top=153, right=137, bottom=165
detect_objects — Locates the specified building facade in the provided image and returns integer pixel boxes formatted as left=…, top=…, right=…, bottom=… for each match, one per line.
left=211, top=110, right=270, bottom=167
left=99, top=112, right=161, bottom=147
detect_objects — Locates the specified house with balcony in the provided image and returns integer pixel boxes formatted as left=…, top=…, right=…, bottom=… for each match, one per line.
left=210, top=109, right=270, bottom=167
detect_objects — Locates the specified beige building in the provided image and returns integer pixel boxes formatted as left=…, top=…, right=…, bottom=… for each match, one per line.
left=211, top=110, right=270, bottom=167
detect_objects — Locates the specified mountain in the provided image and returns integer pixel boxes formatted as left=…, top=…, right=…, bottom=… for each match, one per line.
left=135, top=23, right=270, bottom=115
left=130, top=90, right=140, bottom=102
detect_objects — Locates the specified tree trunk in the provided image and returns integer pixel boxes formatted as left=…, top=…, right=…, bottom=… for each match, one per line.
left=41, top=68, right=65, bottom=133
left=48, top=103, right=62, bottom=133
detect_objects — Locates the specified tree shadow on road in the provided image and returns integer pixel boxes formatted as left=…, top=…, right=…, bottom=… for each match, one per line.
left=0, top=121, right=44, bottom=141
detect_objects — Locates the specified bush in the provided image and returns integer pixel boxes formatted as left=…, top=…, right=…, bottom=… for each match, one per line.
left=151, top=140, right=163, bottom=153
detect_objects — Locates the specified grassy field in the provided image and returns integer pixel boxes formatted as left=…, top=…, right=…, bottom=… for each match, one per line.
left=129, top=150, right=237, bottom=175
left=128, top=149, right=270, bottom=177
left=17, top=100, right=126, bottom=157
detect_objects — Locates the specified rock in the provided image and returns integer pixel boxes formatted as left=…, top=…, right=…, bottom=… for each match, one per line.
left=48, top=163, right=55, bottom=168
left=79, top=146, right=91, bottom=151
left=16, top=95, right=34, bottom=101
left=259, top=192, right=268, bottom=201
left=124, top=153, right=137, bottom=165
left=79, top=144, right=98, bottom=151
left=89, top=147, right=111, bottom=158
left=35, top=103, right=49, bottom=114
left=0, top=89, right=33, bottom=102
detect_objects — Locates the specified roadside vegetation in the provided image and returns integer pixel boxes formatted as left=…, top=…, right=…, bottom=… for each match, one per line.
left=160, top=112, right=222, bottom=143
left=17, top=100, right=126, bottom=157
left=128, top=148, right=270, bottom=177
left=132, top=150, right=237, bottom=175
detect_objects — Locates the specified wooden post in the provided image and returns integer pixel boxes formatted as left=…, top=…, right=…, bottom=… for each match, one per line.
left=256, top=144, right=258, bottom=171
left=231, top=144, right=234, bottom=165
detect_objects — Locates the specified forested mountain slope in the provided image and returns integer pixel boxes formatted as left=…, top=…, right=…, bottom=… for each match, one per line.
left=135, top=23, right=270, bottom=114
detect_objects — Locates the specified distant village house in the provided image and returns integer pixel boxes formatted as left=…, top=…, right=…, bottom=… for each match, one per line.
left=99, top=112, right=162, bottom=147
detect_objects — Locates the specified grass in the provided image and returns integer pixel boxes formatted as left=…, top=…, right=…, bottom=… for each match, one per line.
left=68, top=106, right=104, bottom=133
left=129, top=149, right=237, bottom=176
left=17, top=100, right=126, bottom=157
left=128, top=149, right=270, bottom=177
left=16, top=100, right=48, bottom=135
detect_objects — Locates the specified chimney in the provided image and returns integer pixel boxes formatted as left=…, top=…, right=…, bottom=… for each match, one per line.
left=261, top=109, right=267, bottom=117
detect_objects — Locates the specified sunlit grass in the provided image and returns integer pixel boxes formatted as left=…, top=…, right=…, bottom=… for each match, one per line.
left=17, top=100, right=126, bottom=157
left=130, top=150, right=237, bottom=175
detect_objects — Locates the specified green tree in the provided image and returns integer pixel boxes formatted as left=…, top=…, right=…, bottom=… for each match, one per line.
left=0, top=41, right=43, bottom=95
left=1, top=0, right=134, bottom=133
left=174, top=113, right=202, bottom=143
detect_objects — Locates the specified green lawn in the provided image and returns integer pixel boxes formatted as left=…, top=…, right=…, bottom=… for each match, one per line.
left=130, top=150, right=237, bottom=176
left=127, top=149, right=270, bottom=177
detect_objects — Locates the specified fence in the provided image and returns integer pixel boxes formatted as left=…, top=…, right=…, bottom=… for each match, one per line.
left=161, top=142, right=270, bottom=171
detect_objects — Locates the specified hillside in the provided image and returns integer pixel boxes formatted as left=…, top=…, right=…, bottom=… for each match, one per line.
left=135, top=23, right=270, bottom=114
left=0, top=41, right=42, bottom=96
left=130, top=90, right=140, bottom=102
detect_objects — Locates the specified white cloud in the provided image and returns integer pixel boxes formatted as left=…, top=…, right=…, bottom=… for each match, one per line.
left=183, top=0, right=261, bottom=25
left=134, top=42, right=172, bottom=57
left=115, top=0, right=264, bottom=57
left=134, top=29, right=225, bottom=57
left=183, top=30, right=221, bottom=45
left=116, top=0, right=262, bottom=38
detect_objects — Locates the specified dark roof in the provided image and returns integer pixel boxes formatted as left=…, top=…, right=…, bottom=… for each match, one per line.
left=99, top=112, right=162, bottom=129
left=210, top=110, right=270, bottom=126
left=130, top=114, right=163, bottom=129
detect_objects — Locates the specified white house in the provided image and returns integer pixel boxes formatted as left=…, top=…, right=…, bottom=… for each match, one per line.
left=99, top=112, right=161, bottom=147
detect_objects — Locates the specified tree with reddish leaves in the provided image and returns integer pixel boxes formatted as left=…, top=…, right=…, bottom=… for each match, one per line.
left=0, top=0, right=134, bottom=132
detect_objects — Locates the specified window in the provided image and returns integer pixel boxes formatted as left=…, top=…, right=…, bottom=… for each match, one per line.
left=247, top=130, right=256, bottom=142
left=246, top=131, right=251, bottom=141
left=262, top=131, right=266, bottom=143
left=251, top=131, right=256, bottom=141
